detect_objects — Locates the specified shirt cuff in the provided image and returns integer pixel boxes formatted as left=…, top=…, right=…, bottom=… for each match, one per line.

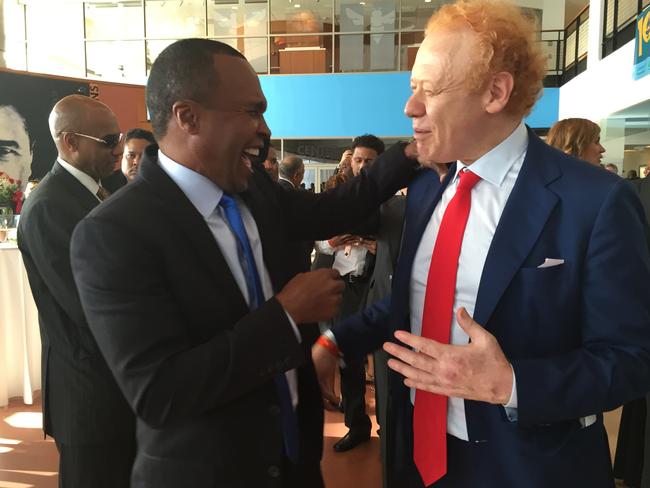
left=315, top=240, right=335, bottom=255
left=504, top=364, right=517, bottom=408
left=283, top=309, right=302, bottom=343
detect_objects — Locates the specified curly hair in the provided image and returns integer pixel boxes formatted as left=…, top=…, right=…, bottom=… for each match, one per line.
left=546, top=118, right=601, bottom=160
left=426, top=0, right=547, bottom=118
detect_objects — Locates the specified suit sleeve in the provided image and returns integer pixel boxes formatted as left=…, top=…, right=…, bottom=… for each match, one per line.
left=19, top=198, right=89, bottom=340
left=513, top=179, right=650, bottom=426
left=276, top=143, right=417, bottom=241
left=331, top=295, right=393, bottom=358
left=70, top=215, right=305, bottom=428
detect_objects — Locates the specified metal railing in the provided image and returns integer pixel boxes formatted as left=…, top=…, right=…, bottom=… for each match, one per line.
left=603, top=0, right=650, bottom=58
left=563, top=4, right=590, bottom=83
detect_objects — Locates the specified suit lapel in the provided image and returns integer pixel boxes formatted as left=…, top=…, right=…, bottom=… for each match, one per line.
left=473, top=132, right=562, bottom=327
left=399, top=167, right=454, bottom=273
left=139, top=149, right=249, bottom=315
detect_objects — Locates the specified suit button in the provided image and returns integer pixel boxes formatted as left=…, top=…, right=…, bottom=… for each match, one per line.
left=268, top=465, right=281, bottom=478
left=269, top=405, right=280, bottom=416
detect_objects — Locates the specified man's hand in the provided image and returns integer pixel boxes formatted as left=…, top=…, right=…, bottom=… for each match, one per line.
left=276, top=269, right=344, bottom=324
left=383, top=308, right=513, bottom=405
left=312, top=343, right=340, bottom=411
left=328, top=234, right=358, bottom=248
left=355, top=238, right=377, bottom=255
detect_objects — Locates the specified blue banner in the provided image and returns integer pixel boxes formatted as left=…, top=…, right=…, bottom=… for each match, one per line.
left=634, top=4, right=650, bottom=80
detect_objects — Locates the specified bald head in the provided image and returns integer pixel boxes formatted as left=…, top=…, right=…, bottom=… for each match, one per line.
left=279, top=155, right=304, bottom=188
left=50, top=94, right=123, bottom=181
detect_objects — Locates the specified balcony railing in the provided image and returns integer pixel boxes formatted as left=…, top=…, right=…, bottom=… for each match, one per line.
left=563, top=4, right=590, bottom=84
left=603, top=0, right=650, bottom=58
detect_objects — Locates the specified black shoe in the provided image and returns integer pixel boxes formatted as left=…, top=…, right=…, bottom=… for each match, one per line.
left=333, top=429, right=371, bottom=452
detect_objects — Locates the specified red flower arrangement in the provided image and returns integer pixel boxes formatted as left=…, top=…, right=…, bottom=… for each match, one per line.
left=0, top=171, right=24, bottom=215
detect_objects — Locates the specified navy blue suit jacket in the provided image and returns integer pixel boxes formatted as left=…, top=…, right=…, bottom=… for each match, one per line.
left=332, top=130, right=650, bottom=487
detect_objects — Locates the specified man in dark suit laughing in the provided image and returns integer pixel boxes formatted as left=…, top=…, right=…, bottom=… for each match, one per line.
left=69, top=39, right=418, bottom=488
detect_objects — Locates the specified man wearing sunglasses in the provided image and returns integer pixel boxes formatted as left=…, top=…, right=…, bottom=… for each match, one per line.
left=18, top=94, right=135, bottom=488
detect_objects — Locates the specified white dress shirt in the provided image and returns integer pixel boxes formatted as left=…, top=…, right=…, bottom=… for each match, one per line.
left=315, top=239, right=369, bottom=276
left=57, top=157, right=102, bottom=201
left=158, top=150, right=300, bottom=408
left=409, top=122, right=528, bottom=441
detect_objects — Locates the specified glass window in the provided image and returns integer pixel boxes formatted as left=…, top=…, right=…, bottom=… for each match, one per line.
left=4, top=43, right=27, bottom=71
left=604, top=0, right=615, bottom=37
left=399, top=30, right=423, bottom=70
left=209, top=37, right=268, bottom=73
left=26, top=3, right=85, bottom=77
left=4, top=1, right=25, bottom=44
left=146, top=39, right=177, bottom=74
left=86, top=41, right=146, bottom=83
left=336, top=0, right=397, bottom=33
left=209, top=0, right=268, bottom=37
left=145, top=0, right=206, bottom=38
left=401, top=0, right=446, bottom=30
left=85, top=1, right=144, bottom=41
left=270, top=0, right=333, bottom=35
left=271, top=35, right=331, bottom=73
left=577, top=17, right=589, bottom=59
left=616, top=0, right=638, bottom=29
left=335, top=32, right=397, bottom=72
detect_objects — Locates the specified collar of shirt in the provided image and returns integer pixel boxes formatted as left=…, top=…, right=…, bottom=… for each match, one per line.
left=279, top=177, right=295, bottom=188
left=453, top=121, right=528, bottom=188
left=158, top=149, right=223, bottom=218
left=57, top=157, right=101, bottom=197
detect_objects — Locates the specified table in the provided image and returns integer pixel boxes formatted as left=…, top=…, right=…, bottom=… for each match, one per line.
left=0, top=243, right=41, bottom=407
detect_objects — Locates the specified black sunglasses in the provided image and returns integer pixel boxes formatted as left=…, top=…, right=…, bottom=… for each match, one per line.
left=63, top=132, right=124, bottom=149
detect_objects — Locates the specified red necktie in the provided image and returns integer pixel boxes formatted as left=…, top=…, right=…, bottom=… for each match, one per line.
left=414, top=168, right=481, bottom=486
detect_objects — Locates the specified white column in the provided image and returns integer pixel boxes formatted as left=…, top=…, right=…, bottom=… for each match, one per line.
left=587, top=0, right=605, bottom=69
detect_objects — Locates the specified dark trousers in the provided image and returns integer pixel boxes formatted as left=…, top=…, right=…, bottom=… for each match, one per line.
left=283, top=457, right=324, bottom=488
left=55, top=439, right=135, bottom=488
left=374, top=349, right=391, bottom=487
left=614, top=397, right=647, bottom=487
left=339, top=278, right=371, bottom=434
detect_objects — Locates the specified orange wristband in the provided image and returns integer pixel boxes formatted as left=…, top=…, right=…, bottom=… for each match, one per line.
left=316, top=335, right=341, bottom=357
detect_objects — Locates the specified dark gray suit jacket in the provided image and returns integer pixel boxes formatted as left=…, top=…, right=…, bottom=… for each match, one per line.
left=17, top=161, right=135, bottom=446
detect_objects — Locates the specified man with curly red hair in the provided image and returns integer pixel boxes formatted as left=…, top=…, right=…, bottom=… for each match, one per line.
left=313, top=1, right=650, bottom=487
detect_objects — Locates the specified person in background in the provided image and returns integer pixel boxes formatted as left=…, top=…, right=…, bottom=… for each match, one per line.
left=317, top=134, right=385, bottom=453
left=121, top=128, right=155, bottom=182
left=546, top=117, right=605, bottom=166
left=628, top=169, right=640, bottom=180
left=102, top=127, right=155, bottom=193
left=18, top=94, right=135, bottom=488
left=263, top=145, right=280, bottom=182
left=605, top=163, right=619, bottom=175
left=279, top=155, right=305, bottom=191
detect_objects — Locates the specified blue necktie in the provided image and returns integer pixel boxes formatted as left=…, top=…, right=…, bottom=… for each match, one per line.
left=218, top=193, right=300, bottom=463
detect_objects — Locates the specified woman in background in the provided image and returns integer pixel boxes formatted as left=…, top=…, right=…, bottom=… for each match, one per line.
left=547, top=117, right=606, bottom=166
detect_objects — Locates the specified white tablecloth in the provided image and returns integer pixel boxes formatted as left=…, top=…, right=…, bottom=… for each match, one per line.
left=0, top=243, right=41, bottom=407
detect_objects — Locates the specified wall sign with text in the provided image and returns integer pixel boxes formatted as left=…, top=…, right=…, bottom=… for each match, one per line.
left=634, top=4, right=650, bottom=80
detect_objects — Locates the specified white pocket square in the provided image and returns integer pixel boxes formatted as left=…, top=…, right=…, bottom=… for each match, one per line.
left=538, top=258, right=565, bottom=269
